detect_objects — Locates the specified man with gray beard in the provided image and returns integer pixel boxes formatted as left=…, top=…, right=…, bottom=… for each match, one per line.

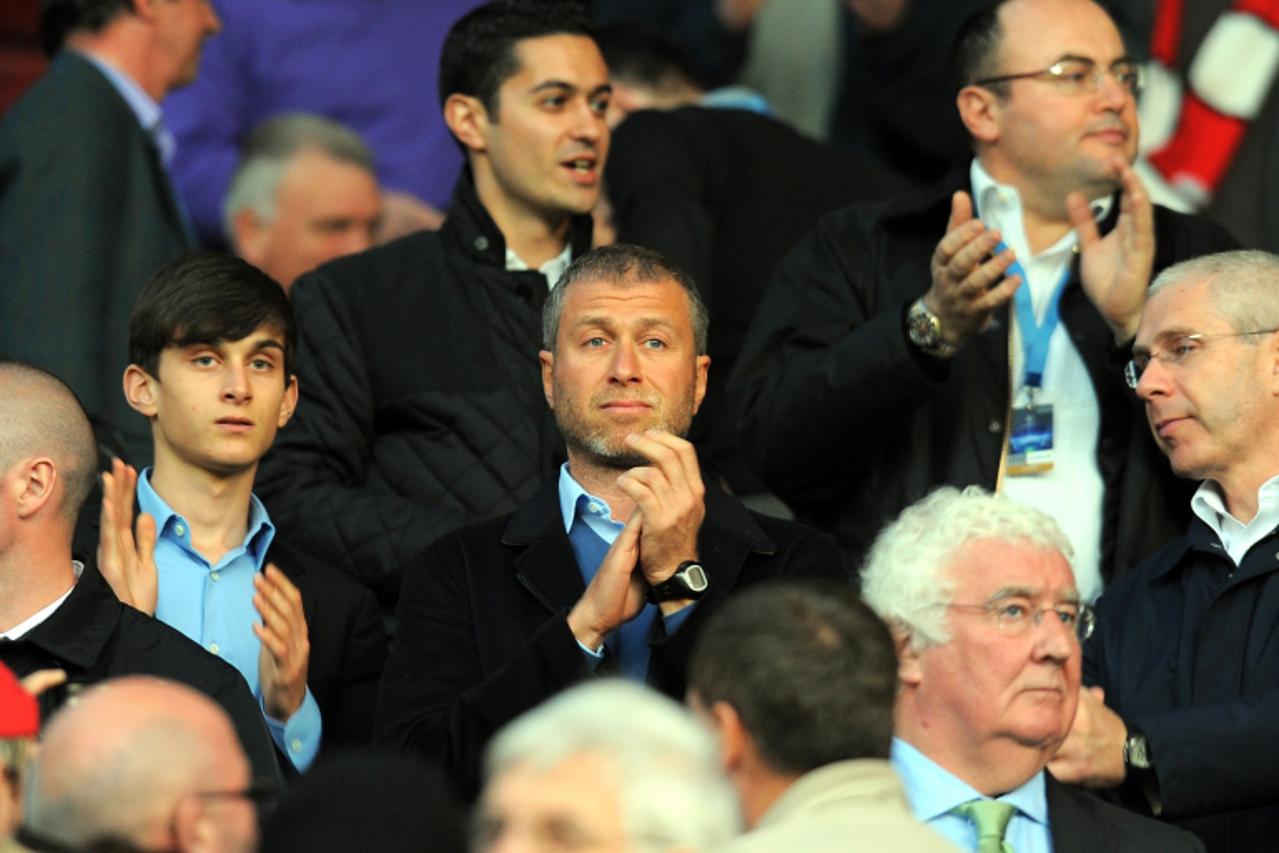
left=375, top=245, right=846, bottom=797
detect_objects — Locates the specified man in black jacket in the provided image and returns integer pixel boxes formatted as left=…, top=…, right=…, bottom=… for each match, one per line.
left=376, top=246, right=847, bottom=796
left=255, top=1, right=612, bottom=607
left=0, top=362, right=280, bottom=785
left=1052, top=250, right=1279, bottom=853
left=730, top=0, right=1236, bottom=597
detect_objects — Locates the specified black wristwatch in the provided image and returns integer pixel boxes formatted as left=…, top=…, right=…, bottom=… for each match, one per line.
left=906, top=298, right=958, bottom=358
left=647, top=561, right=710, bottom=604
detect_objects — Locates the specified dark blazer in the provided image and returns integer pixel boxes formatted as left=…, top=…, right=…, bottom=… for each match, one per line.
left=0, top=564, right=281, bottom=785
left=268, top=539, right=387, bottom=752
left=375, top=478, right=848, bottom=796
left=0, top=51, right=195, bottom=463
left=1047, top=775, right=1205, bottom=852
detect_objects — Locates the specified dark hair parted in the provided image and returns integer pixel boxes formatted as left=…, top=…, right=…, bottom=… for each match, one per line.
left=542, top=244, right=709, bottom=355
left=39, top=0, right=131, bottom=56
left=951, top=1, right=1006, bottom=93
left=438, top=0, right=595, bottom=115
left=128, top=252, right=296, bottom=379
left=688, top=582, right=898, bottom=774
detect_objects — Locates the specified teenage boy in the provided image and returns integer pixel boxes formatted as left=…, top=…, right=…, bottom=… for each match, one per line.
left=99, top=252, right=387, bottom=772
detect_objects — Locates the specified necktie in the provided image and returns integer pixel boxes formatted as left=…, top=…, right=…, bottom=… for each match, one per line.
left=953, top=799, right=1015, bottom=853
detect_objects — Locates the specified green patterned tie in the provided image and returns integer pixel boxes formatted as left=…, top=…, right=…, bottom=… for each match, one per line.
left=953, top=799, right=1016, bottom=853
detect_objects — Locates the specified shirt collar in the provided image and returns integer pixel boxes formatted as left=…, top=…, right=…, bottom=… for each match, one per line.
left=75, top=50, right=175, bottom=165
left=1, top=562, right=83, bottom=640
left=890, top=737, right=1049, bottom=827
left=506, top=241, right=574, bottom=289
left=556, top=463, right=617, bottom=533
left=137, top=468, right=276, bottom=567
left=1191, top=474, right=1279, bottom=534
left=970, top=158, right=1114, bottom=260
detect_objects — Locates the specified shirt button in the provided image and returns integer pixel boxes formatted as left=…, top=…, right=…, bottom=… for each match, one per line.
left=473, top=236, right=489, bottom=252
left=174, top=524, right=185, bottom=536
left=588, top=502, right=601, bottom=513
left=208, top=642, right=220, bottom=655
left=987, top=419, right=1002, bottom=434
left=210, top=570, right=220, bottom=581
left=291, top=738, right=303, bottom=752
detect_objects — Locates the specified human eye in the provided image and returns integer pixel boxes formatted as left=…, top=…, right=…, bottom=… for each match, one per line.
left=250, top=356, right=276, bottom=371
left=583, top=336, right=607, bottom=348
left=1052, top=604, right=1080, bottom=627
left=541, top=92, right=567, bottom=109
left=589, top=92, right=611, bottom=115
left=1052, top=61, right=1095, bottom=88
left=994, top=600, right=1031, bottom=628
left=641, top=337, right=668, bottom=350
left=190, top=353, right=217, bottom=367
left=1169, top=335, right=1201, bottom=362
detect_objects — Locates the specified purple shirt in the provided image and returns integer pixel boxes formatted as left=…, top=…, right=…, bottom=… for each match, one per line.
left=163, top=0, right=482, bottom=246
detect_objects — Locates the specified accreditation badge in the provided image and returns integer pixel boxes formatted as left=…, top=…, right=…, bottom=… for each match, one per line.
left=1008, top=402, right=1054, bottom=476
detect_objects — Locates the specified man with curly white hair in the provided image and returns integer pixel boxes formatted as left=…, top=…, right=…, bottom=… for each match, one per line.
left=473, top=680, right=739, bottom=852
left=861, top=485, right=1203, bottom=852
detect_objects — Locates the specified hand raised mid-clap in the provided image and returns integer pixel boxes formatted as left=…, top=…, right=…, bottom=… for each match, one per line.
left=253, top=564, right=310, bottom=722
left=97, top=458, right=158, bottom=615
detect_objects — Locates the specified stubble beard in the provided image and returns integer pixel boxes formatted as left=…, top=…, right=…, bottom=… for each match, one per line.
left=553, top=382, right=696, bottom=471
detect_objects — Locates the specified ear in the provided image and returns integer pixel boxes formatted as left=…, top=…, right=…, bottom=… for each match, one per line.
left=707, top=700, right=749, bottom=773
left=171, top=796, right=213, bottom=853
left=957, top=84, right=1002, bottom=146
left=894, top=627, right=925, bottom=688
left=11, top=457, right=60, bottom=521
left=691, top=355, right=710, bottom=415
left=276, top=374, right=299, bottom=428
left=130, top=0, right=159, bottom=24
left=539, top=350, right=556, bottom=410
left=231, top=207, right=271, bottom=266
left=123, top=364, right=159, bottom=419
left=443, top=93, right=491, bottom=154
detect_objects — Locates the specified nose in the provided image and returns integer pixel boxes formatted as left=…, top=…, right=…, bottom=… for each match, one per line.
left=1094, top=67, right=1130, bottom=110
left=1134, top=354, right=1171, bottom=402
left=608, top=339, right=641, bottom=385
left=571, top=99, right=605, bottom=145
left=1031, top=609, right=1077, bottom=663
left=221, top=363, right=252, bottom=403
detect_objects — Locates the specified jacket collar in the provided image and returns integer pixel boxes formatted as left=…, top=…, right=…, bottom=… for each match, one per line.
left=441, top=167, right=595, bottom=271
left=14, top=566, right=121, bottom=671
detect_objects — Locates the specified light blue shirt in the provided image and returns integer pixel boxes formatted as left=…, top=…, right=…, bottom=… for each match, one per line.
left=892, top=738, right=1053, bottom=852
left=138, top=470, right=322, bottom=770
left=75, top=51, right=175, bottom=165
left=556, top=464, right=695, bottom=666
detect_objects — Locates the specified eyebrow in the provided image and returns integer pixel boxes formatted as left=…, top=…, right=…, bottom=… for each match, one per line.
left=573, top=315, right=679, bottom=333
left=529, top=80, right=613, bottom=97
left=179, top=338, right=285, bottom=355
left=1132, top=328, right=1198, bottom=358
left=987, top=585, right=1080, bottom=605
left=1053, top=52, right=1136, bottom=67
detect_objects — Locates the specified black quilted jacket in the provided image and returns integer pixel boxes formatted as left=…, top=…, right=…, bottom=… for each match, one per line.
left=256, top=173, right=588, bottom=605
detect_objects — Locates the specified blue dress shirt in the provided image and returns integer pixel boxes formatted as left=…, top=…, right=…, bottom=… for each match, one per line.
left=556, top=464, right=695, bottom=673
left=138, top=470, right=321, bottom=770
left=892, top=737, right=1054, bottom=852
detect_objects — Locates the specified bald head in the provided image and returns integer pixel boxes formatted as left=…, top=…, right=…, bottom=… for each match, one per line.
left=22, top=677, right=255, bottom=852
left=0, top=362, right=97, bottom=527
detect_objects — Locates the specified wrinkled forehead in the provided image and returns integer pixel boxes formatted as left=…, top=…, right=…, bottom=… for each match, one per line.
left=944, top=537, right=1078, bottom=601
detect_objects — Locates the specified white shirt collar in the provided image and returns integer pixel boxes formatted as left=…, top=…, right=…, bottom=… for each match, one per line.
left=970, top=159, right=1114, bottom=262
left=505, top=242, right=573, bottom=290
left=2, top=561, right=84, bottom=640
left=1191, top=475, right=1279, bottom=565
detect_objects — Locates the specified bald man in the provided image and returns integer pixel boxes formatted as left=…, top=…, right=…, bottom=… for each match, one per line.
left=0, top=362, right=280, bottom=784
left=18, top=676, right=258, bottom=852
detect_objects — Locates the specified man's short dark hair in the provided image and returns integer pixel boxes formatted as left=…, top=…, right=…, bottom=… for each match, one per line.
left=437, top=0, right=595, bottom=116
left=689, top=582, right=898, bottom=775
left=951, top=1, right=1006, bottom=93
left=594, top=23, right=704, bottom=93
left=39, top=0, right=132, bottom=57
left=542, top=244, right=709, bottom=355
left=128, top=252, right=296, bottom=379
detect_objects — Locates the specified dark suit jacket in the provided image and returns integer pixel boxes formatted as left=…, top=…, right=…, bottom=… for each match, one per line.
left=1047, top=775, right=1204, bottom=852
left=268, top=539, right=387, bottom=752
left=375, top=478, right=847, bottom=796
left=0, top=51, right=195, bottom=463
left=0, top=564, right=281, bottom=785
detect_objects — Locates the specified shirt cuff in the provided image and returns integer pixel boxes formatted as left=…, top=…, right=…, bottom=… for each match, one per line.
left=576, top=638, right=606, bottom=670
left=264, top=688, right=322, bottom=771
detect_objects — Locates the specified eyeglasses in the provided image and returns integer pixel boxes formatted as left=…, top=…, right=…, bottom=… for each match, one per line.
left=1124, top=329, right=1279, bottom=390
left=941, top=599, right=1095, bottom=642
left=975, top=58, right=1144, bottom=96
left=187, top=778, right=279, bottom=807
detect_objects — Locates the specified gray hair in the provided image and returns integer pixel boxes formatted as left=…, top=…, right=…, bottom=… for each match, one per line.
left=484, top=680, right=739, bottom=851
left=861, top=486, right=1074, bottom=649
left=542, top=244, right=710, bottom=355
left=222, top=112, right=376, bottom=246
left=1148, top=249, right=1279, bottom=335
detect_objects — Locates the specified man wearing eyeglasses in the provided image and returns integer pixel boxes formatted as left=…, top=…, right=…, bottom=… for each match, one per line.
left=731, top=0, right=1237, bottom=603
left=1049, top=249, right=1279, bottom=852
left=17, top=676, right=260, bottom=853
left=862, top=485, right=1204, bottom=852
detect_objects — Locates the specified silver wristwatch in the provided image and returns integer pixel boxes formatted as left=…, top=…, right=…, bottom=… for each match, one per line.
left=906, top=298, right=958, bottom=358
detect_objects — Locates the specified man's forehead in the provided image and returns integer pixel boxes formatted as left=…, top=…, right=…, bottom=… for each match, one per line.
left=947, top=537, right=1076, bottom=594
left=507, top=32, right=607, bottom=88
left=563, top=277, right=691, bottom=320
left=997, top=0, right=1125, bottom=65
left=1136, top=279, right=1217, bottom=343
left=169, top=325, right=287, bottom=351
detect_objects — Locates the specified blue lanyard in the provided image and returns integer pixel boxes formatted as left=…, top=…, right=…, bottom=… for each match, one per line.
left=1001, top=244, right=1072, bottom=391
